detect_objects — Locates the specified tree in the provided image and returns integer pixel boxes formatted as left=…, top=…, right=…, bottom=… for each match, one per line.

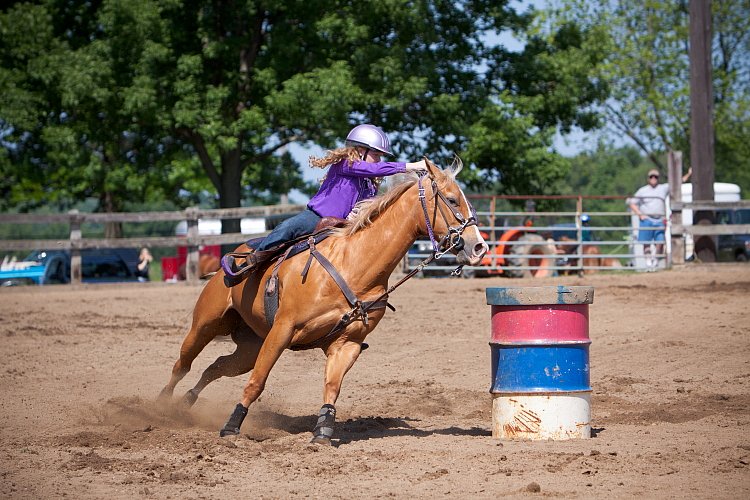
left=2, top=0, right=612, bottom=226
left=462, top=17, right=610, bottom=201
left=0, top=0, right=202, bottom=236
left=548, top=0, right=750, bottom=193
left=562, top=144, right=652, bottom=205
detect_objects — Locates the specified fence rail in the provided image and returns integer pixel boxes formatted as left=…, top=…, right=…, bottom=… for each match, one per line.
left=1, top=196, right=748, bottom=285
left=0, top=204, right=305, bottom=283
left=403, top=196, right=750, bottom=277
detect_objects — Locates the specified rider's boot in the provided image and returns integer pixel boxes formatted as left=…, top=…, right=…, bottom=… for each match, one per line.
left=222, top=249, right=280, bottom=287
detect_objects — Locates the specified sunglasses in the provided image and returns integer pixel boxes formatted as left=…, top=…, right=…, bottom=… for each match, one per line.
left=649, top=175, right=659, bottom=179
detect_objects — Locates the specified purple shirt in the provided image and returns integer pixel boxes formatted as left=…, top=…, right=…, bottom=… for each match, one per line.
left=307, top=159, right=406, bottom=218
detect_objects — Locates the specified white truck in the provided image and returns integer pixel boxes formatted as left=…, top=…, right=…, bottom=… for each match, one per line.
left=630, top=182, right=743, bottom=268
left=679, top=182, right=742, bottom=261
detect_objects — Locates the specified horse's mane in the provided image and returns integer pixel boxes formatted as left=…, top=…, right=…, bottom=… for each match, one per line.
left=332, top=178, right=417, bottom=237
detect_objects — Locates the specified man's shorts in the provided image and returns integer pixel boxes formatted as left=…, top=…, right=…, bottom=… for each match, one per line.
left=638, top=217, right=666, bottom=242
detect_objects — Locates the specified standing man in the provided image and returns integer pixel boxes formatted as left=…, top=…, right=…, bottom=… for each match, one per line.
left=628, top=167, right=692, bottom=270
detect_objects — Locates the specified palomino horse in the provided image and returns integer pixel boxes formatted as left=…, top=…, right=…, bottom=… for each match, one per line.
left=158, top=159, right=489, bottom=444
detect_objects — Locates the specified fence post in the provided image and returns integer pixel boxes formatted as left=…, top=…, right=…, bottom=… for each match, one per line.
left=69, top=210, right=82, bottom=284
left=490, top=197, right=496, bottom=267
left=576, top=196, right=584, bottom=276
left=185, top=206, right=200, bottom=284
left=668, top=151, right=684, bottom=266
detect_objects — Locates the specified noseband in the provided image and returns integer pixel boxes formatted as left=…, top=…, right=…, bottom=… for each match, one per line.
left=418, top=173, right=478, bottom=274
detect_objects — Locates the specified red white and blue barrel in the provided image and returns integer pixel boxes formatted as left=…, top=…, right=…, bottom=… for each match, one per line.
left=486, top=286, right=594, bottom=440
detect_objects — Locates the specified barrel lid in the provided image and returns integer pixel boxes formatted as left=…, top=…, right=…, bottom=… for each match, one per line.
left=486, top=286, right=594, bottom=306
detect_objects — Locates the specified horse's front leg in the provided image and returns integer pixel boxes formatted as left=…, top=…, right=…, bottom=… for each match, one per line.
left=219, top=322, right=293, bottom=437
left=311, top=340, right=363, bottom=445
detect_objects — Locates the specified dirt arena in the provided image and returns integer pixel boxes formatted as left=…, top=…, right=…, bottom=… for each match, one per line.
left=1, top=264, right=748, bottom=499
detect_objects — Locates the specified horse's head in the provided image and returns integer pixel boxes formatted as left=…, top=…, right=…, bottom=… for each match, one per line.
left=418, top=157, right=489, bottom=266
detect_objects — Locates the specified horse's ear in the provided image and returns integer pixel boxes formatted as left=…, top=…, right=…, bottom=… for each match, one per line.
left=423, top=156, right=442, bottom=178
left=448, top=154, right=463, bottom=178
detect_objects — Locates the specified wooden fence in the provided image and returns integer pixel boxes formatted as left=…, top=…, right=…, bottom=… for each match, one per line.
left=0, top=204, right=305, bottom=283
left=671, top=200, right=750, bottom=235
left=669, top=199, right=750, bottom=265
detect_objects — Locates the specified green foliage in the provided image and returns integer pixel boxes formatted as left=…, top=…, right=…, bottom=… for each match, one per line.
left=461, top=6, right=610, bottom=204
left=561, top=144, right=652, bottom=204
left=463, top=96, right=572, bottom=199
left=549, top=0, right=750, bottom=193
left=0, top=0, right=189, bottom=221
left=1, top=0, right=612, bottom=221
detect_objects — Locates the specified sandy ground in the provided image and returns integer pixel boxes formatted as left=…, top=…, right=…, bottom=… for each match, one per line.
left=0, top=264, right=749, bottom=499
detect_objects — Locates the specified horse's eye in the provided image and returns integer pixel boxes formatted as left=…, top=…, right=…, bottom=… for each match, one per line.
left=447, top=197, right=458, bottom=206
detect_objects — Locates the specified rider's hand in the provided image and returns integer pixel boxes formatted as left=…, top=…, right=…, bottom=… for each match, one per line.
left=405, top=159, right=427, bottom=172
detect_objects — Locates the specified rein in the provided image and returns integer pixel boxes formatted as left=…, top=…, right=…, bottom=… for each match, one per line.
left=289, top=170, right=477, bottom=351
left=332, top=171, right=477, bottom=326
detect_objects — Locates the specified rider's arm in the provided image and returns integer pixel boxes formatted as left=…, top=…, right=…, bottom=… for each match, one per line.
left=342, top=160, right=406, bottom=177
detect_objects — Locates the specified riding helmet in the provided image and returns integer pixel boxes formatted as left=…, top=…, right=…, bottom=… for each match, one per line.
left=345, top=124, right=393, bottom=156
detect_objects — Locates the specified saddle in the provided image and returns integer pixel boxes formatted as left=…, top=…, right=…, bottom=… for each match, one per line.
left=220, top=216, right=347, bottom=288
left=222, top=215, right=394, bottom=351
left=266, top=232, right=394, bottom=350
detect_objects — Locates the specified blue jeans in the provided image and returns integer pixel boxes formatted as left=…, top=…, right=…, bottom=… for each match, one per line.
left=256, top=208, right=322, bottom=251
left=638, top=217, right=665, bottom=242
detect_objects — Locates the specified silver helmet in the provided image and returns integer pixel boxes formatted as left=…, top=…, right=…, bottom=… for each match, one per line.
left=345, top=124, right=393, bottom=156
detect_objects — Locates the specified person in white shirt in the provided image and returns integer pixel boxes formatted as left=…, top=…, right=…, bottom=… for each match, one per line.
left=628, top=167, right=692, bottom=270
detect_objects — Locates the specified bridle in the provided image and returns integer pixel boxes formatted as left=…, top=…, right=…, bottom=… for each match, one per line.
left=293, top=169, right=479, bottom=348
left=417, top=171, right=478, bottom=271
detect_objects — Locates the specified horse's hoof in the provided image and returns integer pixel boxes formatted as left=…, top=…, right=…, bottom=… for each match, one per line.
left=156, top=388, right=173, bottom=403
left=219, top=403, right=248, bottom=437
left=181, top=390, right=198, bottom=408
left=220, top=427, right=240, bottom=437
left=310, top=434, right=332, bottom=446
left=361, top=342, right=369, bottom=351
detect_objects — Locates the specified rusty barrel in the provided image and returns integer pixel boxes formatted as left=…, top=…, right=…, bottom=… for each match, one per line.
left=486, top=286, right=594, bottom=440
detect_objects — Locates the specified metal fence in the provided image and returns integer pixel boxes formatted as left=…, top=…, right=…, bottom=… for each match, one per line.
left=403, top=194, right=750, bottom=277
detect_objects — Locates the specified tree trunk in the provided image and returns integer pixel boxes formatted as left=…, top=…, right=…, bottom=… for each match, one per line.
left=102, top=190, right=123, bottom=239
left=219, top=148, right=244, bottom=254
left=689, top=0, right=716, bottom=262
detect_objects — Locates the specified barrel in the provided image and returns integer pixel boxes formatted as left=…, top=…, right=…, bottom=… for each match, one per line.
left=486, top=286, right=594, bottom=440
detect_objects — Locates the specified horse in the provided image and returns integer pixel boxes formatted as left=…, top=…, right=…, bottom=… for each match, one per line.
left=157, top=159, right=489, bottom=444
left=555, top=238, right=623, bottom=275
left=178, top=253, right=221, bottom=281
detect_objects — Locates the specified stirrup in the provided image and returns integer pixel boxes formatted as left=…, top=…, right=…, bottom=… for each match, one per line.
left=221, top=253, right=257, bottom=287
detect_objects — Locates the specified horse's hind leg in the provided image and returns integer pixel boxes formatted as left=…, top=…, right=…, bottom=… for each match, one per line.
left=158, top=327, right=213, bottom=403
left=181, top=325, right=263, bottom=407
left=158, top=277, right=235, bottom=402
